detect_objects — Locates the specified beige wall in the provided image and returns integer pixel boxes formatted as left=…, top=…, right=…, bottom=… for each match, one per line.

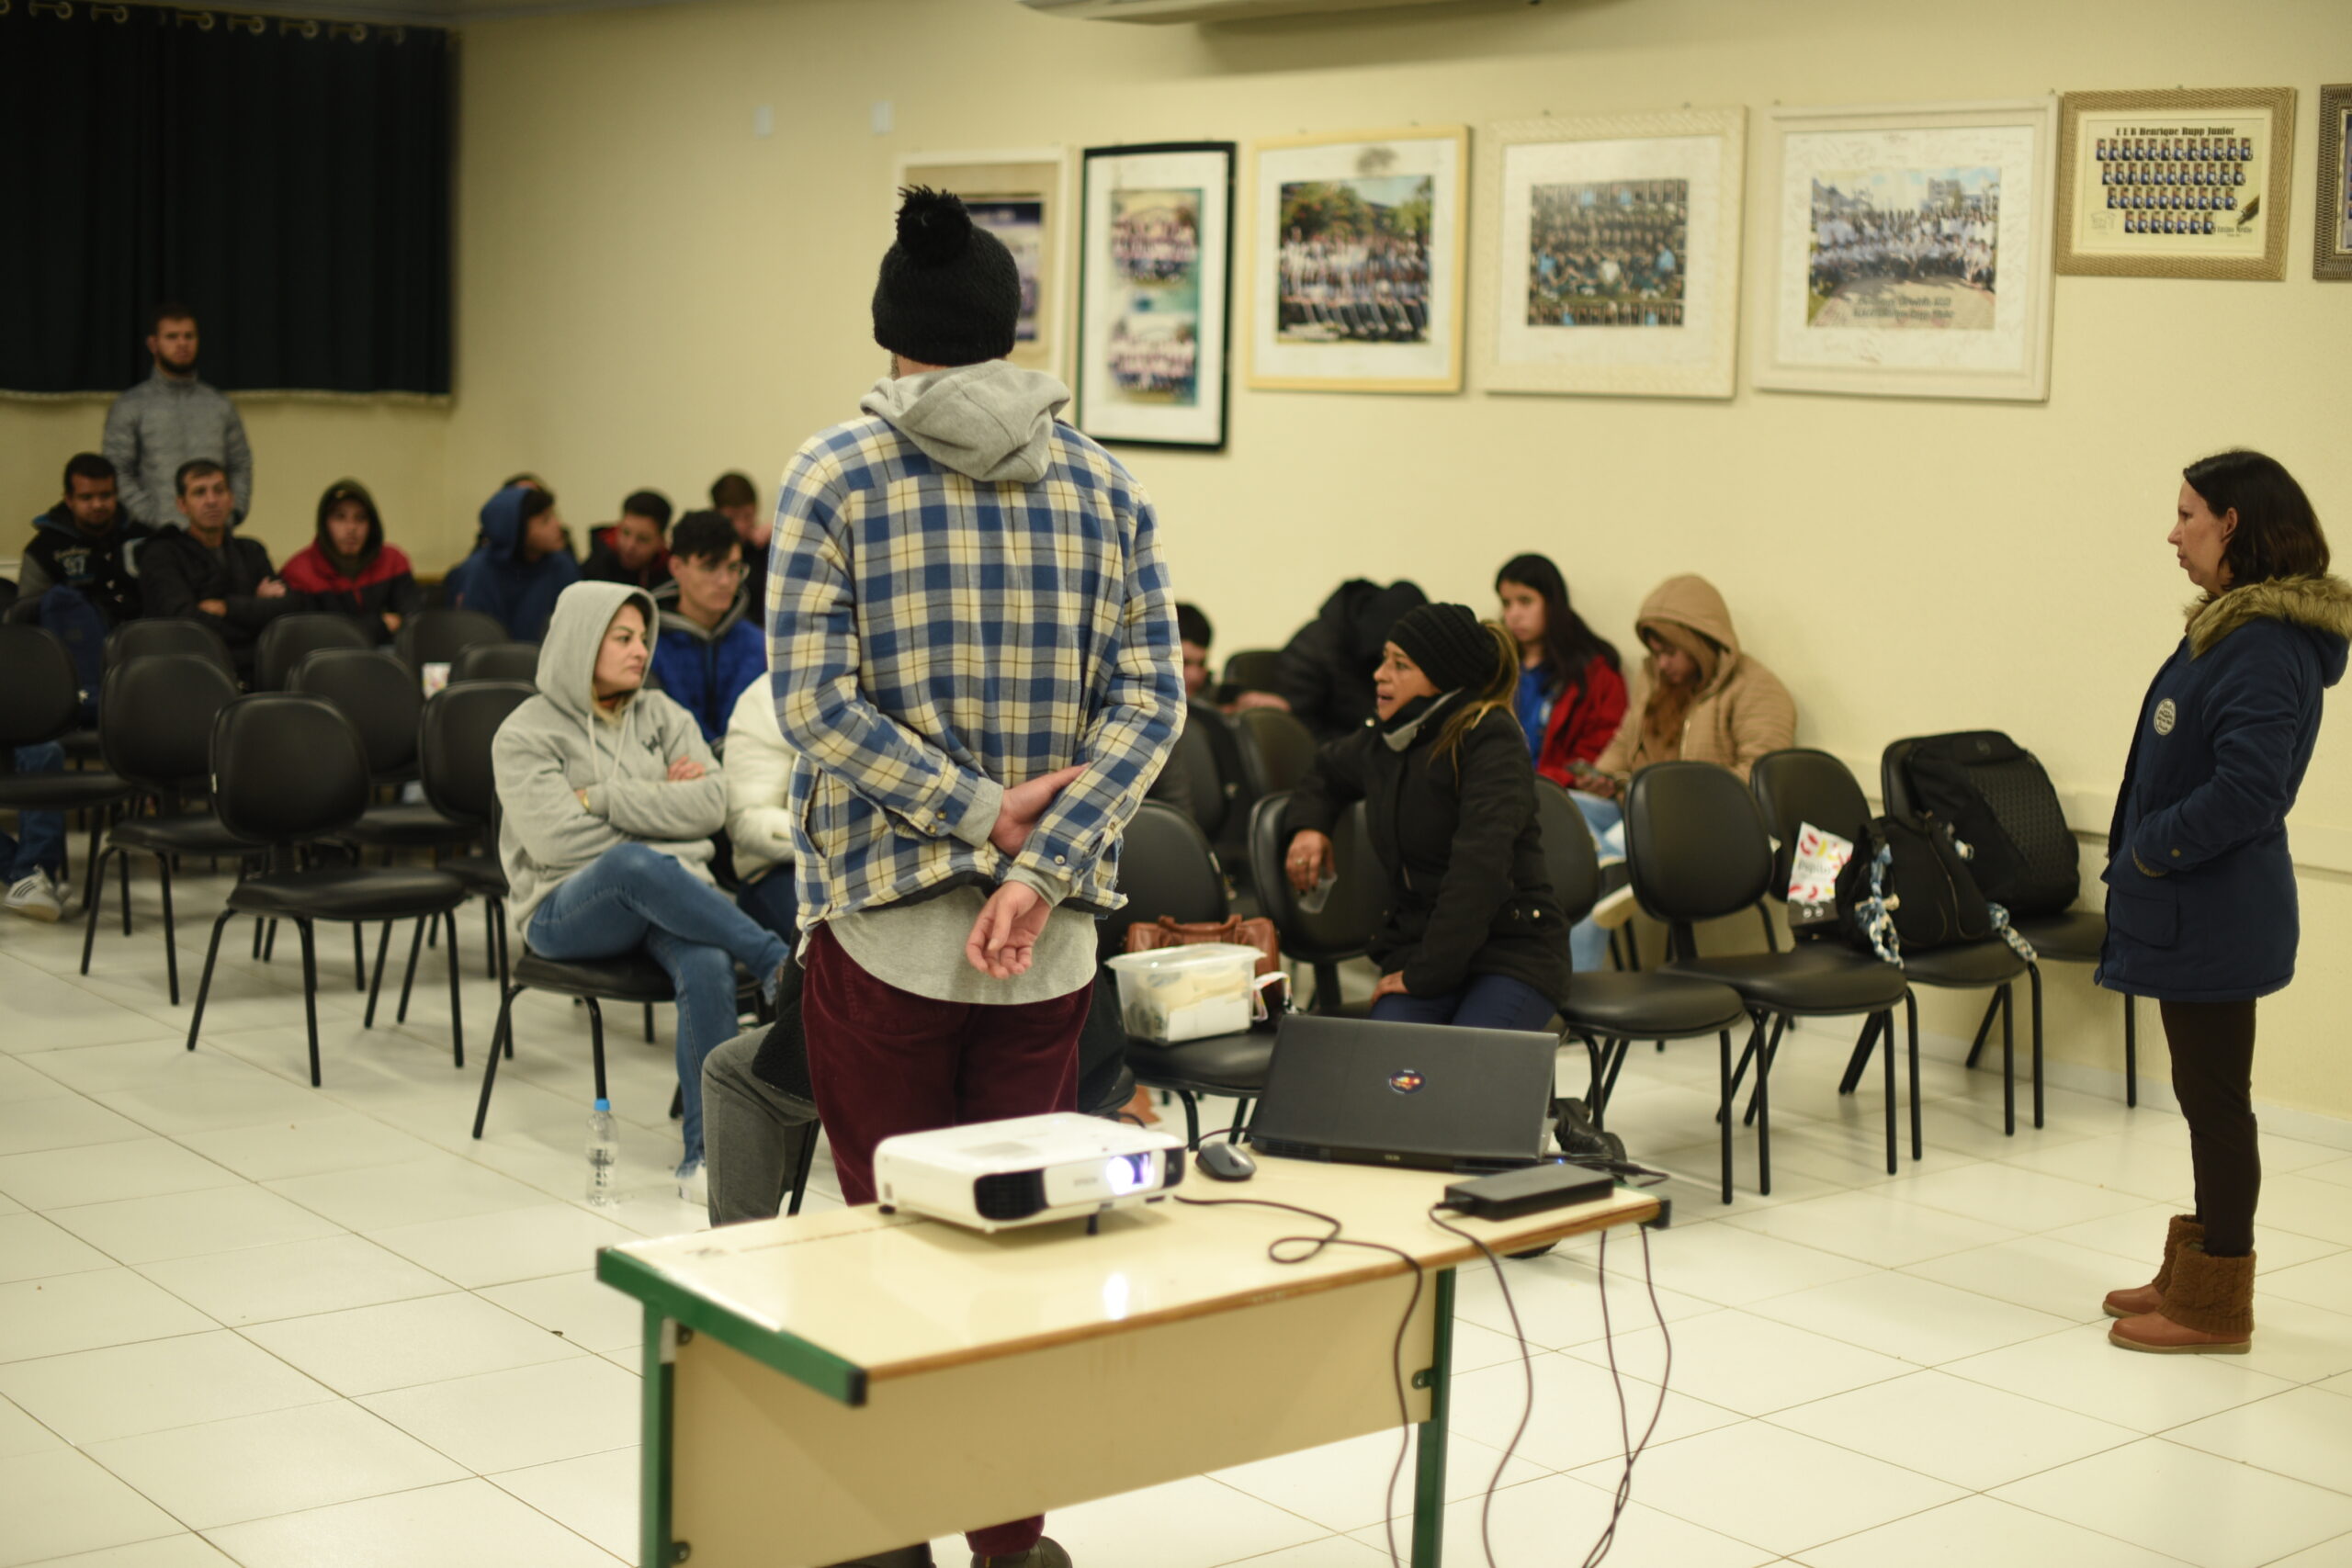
left=7, top=0, right=2348, bottom=1116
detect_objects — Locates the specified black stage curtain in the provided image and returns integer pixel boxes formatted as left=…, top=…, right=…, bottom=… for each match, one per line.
left=0, top=3, right=452, bottom=395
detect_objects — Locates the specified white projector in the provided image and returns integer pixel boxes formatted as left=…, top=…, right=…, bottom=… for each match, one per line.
left=873, top=1113, right=1187, bottom=1232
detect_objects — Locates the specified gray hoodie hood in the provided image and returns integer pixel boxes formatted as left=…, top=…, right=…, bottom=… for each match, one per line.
left=859, top=361, right=1072, bottom=484
left=536, top=580, right=660, bottom=721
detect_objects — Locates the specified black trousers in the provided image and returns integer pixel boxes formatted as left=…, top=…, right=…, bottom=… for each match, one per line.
left=2160, top=998, right=2260, bottom=1258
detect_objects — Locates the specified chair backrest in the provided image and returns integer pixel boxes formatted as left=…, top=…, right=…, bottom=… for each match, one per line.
left=1232, top=705, right=1319, bottom=797
left=1749, top=749, right=1873, bottom=903
left=450, top=641, right=543, bottom=685
left=291, top=648, right=426, bottom=779
left=396, top=608, right=512, bottom=671
left=255, top=613, right=374, bottom=692
left=1103, top=800, right=1229, bottom=951
left=1624, top=761, right=1774, bottom=925
left=1221, top=649, right=1283, bottom=694
left=209, top=693, right=370, bottom=843
left=104, top=618, right=237, bottom=684
left=1882, top=738, right=1923, bottom=820
left=1170, top=719, right=1228, bottom=840
left=0, top=624, right=83, bottom=747
left=420, top=679, right=537, bottom=825
left=1248, top=790, right=1385, bottom=962
left=99, top=654, right=240, bottom=791
left=1532, top=778, right=1602, bottom=925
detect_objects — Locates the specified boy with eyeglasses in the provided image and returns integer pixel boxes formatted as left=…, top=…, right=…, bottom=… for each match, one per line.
left=648, top=509, right=764, bottom=749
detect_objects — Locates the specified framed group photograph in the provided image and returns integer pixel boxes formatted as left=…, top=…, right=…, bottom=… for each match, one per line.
left=895, top=150, right=1070, bottom=377
left=1246, top=126, right=1467, bottom=393
left=1472, top=108, right=1746, bottom=400
left=2317, top=84, right=2352, bottom=280
left=1755, top=97, right=2057, bottom=402
left=2055, top=87, right=2296, bottom=280
left=1073, top=141, right=1235, bottom=450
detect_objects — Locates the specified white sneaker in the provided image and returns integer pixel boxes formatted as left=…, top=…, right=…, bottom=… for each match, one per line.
left=5, top=872, right=62, bottom=923
left=676, top=1159, right=708, bottom=1207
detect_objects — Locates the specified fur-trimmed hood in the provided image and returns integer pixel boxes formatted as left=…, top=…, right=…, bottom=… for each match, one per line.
left=2188, top=575, right=2352, bottom=678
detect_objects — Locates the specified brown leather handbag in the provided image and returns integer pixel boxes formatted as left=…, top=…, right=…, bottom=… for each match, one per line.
left=1122, top=915, right=1282, bottom=976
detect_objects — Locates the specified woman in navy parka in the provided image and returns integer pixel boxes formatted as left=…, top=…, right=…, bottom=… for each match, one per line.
left=2101, top=450, right=2349, bottom=1355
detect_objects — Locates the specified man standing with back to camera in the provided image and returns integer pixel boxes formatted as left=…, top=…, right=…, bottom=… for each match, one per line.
left=765, top=186, right=1183, bottom=1568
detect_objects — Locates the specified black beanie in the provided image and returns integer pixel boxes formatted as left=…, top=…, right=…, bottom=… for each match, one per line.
left=1389, top=603, right=1495, bottom=694
left=872, top=187, right=1022, bottom=367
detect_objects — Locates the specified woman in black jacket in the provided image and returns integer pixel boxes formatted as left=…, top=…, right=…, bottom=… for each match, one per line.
left=2101, top=450, right=2347, bottom=1356
left=1283, top=603, right=1569, bottom=1031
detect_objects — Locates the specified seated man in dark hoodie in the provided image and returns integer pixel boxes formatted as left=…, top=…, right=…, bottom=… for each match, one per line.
left=446, top=482, right=582, bottom=642
left=648, top=510, right=764, bottom=750
left=278, top=479, right=422, bottom=643
left=138, top=459, right=308, bottom=680
left=18, top=453, right=153, bottom=626
left=1255, top=577, right=1428, bottom=742
left=582, top=489, right=673, bottom=592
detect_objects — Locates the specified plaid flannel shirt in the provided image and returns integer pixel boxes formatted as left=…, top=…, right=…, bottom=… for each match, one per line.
left=767, top=412, right=1183, bottom=929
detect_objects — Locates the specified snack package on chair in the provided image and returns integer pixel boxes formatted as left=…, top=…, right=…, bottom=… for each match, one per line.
left=1787, top=821, right=1855, bottom=934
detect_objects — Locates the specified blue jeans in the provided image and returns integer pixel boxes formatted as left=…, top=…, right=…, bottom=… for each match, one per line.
left=735, top=868, right=798, bottom=945
left=3, top=743, right=68, bottom=881
left=526, top=842, right=790, bottom=1167
left=1371, top=973, right=1559, bottom=1032
left=1567, top=792, right=1623, bottom=974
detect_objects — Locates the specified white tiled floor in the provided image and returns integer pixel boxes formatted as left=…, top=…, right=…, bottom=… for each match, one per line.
left=4, top=865, right=2352, bottom=1568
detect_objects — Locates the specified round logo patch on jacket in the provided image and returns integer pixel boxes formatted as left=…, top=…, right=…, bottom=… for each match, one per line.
left=2154, top=697, right=2177, bottom=736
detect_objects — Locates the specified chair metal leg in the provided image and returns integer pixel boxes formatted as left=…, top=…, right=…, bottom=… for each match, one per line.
left=483, top=900, right=497, bottom=980
left=587, top=998, right=610, bottom=1102
left=1905, top=990, right=1924, bottom=1161
left=786, top=1118, right=820, bottom=1216
left=352, top=922, right=365, bottom=992
left=1837, top=1013, right=1883, bottom=1096
left=2000, top=982, right=2017, bottom=1136
left=158, top=854, right=179, bottom=1007
left=445, top=909, right=465, bottom=1068
left=1176, top=1090, right=1202, bottom=1150
left=493, top=903, right=513, bottom=1055
left=2029, top=964, right=2045, bottom=1129
left=1755, top=1014, right=1773, bottom=1196
left=252, top=915, right=266, bottom=959
left=186, top=910, right=235, bottom=1054
left=78, top=844, right=112, bottom=976
left=364, top=922, right=393, bottom=1028
left=77, top=811, right=107, bottom=920
left=2123, top=994, right=2138, bottom=1108
left=1227, top=1099, right=1250, bottom=1143
left=263, top=919, right=277, bottom=963
left=117, top=840, right=131, bottom=935
left=1741, top=1013, right=1787, bottom=1128
left=396, top=918, right=426, bottom=1023
left=297, top=919, right=323, bottom=1087
left=1962, top=989, right=2002, bottom=1070
left=667, top=1084, right=684, bottom=1121
left=1881, top=1008, right=1897, bottom=1175
left=1716, top=1026, right=1736, bottom=1204
left=1598, top=1038, right=1631, bottom=1121
left=473, top=982, right=526, bottom=1138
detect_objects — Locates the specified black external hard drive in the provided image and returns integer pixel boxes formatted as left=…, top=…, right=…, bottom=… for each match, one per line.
left=1442, top=1163, right=1615, bottom=1220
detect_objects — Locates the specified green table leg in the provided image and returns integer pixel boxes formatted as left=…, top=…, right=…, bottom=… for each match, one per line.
left=642, top=1309, right=678, bottom=1568
left=1410, top=1267, right=1457, bottom=1568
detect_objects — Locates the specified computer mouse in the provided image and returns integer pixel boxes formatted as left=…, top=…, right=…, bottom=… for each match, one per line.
left=1195, top=1141, right=1256, bottom=1182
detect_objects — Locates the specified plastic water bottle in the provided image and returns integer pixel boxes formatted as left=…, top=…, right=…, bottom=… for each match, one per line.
left=586, top=1099, right=618, bottom=1207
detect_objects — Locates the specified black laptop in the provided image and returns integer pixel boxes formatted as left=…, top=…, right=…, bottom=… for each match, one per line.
left=1245, top=1014, right=1556, bottom=1173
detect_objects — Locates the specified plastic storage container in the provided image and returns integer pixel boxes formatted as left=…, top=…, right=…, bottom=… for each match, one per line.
left=1105, top=942, right=1262, bottom=1043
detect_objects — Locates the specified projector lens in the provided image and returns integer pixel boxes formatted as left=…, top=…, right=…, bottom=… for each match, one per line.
left=1103, top=1154, right=1148, bottom=1195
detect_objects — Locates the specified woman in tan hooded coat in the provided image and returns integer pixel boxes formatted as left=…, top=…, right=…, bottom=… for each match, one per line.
left=1589, top=573, right=1797, bottom=787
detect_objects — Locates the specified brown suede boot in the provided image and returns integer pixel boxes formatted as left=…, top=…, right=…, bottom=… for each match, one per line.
left=2109, top=1241, right=2254, bottom=1354
left=2104, top=1213, right=2200, bottom=1319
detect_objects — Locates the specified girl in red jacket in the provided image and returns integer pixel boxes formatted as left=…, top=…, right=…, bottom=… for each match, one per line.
left=1496, top=553, right=1626, bottom=785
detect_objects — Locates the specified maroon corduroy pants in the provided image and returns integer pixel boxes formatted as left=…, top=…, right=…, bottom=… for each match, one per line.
left=799, top=920, right=1091, bottom=1561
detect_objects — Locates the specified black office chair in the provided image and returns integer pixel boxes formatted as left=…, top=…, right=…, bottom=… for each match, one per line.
left=1885, top=733, right=2128, bottom=1117
left=0, top=625, right=137, bottom=910
left=1220, top=649, right=1283, bottom=695
left=474, top=949, right=679, bottom=1139
left=395, top=681, right=536, bottom=1024
left=1113, top=802, right=1272, bottom=1150
left=80, top=656, right=258, bottom=1002
left=1231, top=706, right=1320, bottom=800
left=1248, top=792, right=1384, bottom=1013
left=450, top=642, right=543, bottom=685
left=105, top=618, right=238, bottom=686
left=1753, top=749, right=2032, bottom=1149
left=1534, top=779, right=1752, bottom=1201
left=254, top=614, right=374, bottom=693
left=1169, top=718, right=1229, bottom=841
left=1628, top=761, right=1912, bottom=1189
left=183, top=694, right=470, bottom=1086
left=395, top=608, right=511, bottom=671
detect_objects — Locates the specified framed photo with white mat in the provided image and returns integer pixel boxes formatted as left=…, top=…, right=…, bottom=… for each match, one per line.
left=1074, top=141, right=1235, bottom=450
left=895, top=150, right=1072, bottom=378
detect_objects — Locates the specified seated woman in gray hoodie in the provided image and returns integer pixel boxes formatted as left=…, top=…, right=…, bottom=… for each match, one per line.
left=492, top=581, right=790, bottom=1201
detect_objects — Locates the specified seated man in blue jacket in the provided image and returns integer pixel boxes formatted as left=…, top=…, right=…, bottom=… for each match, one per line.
left=446, top=483, right=580, bottom=642
left=649, top=510, right=763, bottom=751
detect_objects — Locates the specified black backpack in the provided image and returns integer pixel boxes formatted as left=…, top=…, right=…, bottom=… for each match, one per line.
left=1820, top=815, right=1999, bottom=960
left=1899, top=732, right=2079, bottom=917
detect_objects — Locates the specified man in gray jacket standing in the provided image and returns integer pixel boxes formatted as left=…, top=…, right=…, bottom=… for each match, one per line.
left=103, top=303, right=253, bottom=525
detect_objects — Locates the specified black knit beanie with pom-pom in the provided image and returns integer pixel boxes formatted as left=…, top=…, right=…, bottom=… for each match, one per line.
left=872, top=186, right=1023, bottom=367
